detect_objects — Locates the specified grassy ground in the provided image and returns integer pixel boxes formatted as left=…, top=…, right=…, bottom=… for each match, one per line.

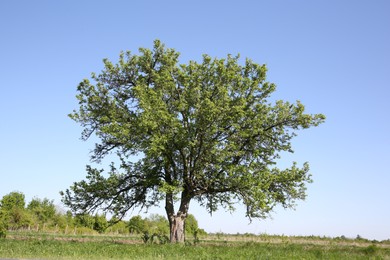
left=1, top=232, right=389, bottom=259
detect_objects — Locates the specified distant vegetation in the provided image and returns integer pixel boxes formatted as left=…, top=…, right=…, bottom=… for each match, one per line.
left=0, top=191, right=205, bottom=240
left=1, top=191, right=390, bottom=259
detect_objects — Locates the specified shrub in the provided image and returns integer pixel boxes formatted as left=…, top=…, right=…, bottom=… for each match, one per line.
left=142, top=231, right=150, bottom=243
left=0, top=225, right=6, bottom=238
left=363, top=244, right=378, bottom=255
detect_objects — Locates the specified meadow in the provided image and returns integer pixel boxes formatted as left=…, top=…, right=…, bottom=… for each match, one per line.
left=1, top=231, right=390, bottom=259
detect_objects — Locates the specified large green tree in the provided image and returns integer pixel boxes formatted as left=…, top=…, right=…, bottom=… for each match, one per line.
left=62, top=40, right=325, bottom=243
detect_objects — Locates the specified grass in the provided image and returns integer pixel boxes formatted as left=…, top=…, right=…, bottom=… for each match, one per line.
left=1, top=232, right=390, bottom=259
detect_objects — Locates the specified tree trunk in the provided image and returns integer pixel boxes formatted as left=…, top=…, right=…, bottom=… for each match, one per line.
left=165, top=190, right=190, bottom=243
left=170, top=212, right=186, bottom=243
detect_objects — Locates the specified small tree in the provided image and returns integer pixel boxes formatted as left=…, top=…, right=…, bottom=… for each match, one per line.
left=107, top=218, right=128, bottom=234
left=27, top=198, right=56, bottom=225
left=0, top=192, right=31, bottom=230
left=146, top=214, right=169, bottom=236
left=0, top=224, right=6, bottom=238
left=74, top=213, right=94, bottom=229
left=62, top=40, right=325, bottom=243
left=0, top=192, right=26, bottom=211
left=128, top=215, right=147, bottom=234
left=93, top=213, right=108, bottom=233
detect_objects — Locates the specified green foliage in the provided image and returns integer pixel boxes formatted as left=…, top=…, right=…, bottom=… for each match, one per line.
left=74, top=213, right=95, bottom=229
left=64, top=210, right=74, bottom=227
left=73, top=213, right=109, bottom=233
left=0, top=191, right=26, bottom=211
left=62, top=40, right=325, bottom=241
left=129, top=214, right=172, bottom=243
left=141, top=231, right=150, bottom=243
left=7, top=207, right=32, bottom=229
left=362, top=244, right=378, bottom=256
left=152, top=233, right=170, bottom=244
left=129, top=214, right=170, bottom=239
left=106, top=219, right=128, bottom=234
left=0, top=192, right=32, bottom=230
left=185, top=214, right=198, bottom=236
left=0, top=222, right=6, bottom=238
left=27, top=198, right=56, bottom=224
left=128, top=215, right=147, bottom=234
left=145, top=214, right=169, bottom=236
left=52, top=213, right=68, bottom=230
left=141, top=231, right=169, bottom=244
left=93, top=214, right=108, bottom=233
left=0, top=191, right=210, bottom=239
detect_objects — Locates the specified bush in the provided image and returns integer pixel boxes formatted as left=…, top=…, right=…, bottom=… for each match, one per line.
left=142, top=231, right=150, bottom=243
left=106, top=220, right=129, bottom=235
left=0, top=225, right=6, bottom=238
left=128, top=215, right=147, bottom=234
left=93, top=214, right=108, bottom=233
left=145, top=214, right=169, bottom=236
left=363, top=244, right=378, bottom=255
left=141, top=231, right=169, bottom=244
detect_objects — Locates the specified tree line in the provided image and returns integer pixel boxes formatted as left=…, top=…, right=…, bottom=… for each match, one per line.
left=0, top=191, right=205, bottom=240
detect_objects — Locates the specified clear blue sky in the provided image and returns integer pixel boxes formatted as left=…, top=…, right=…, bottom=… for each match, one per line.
left=1, top=1, right=389, bottom=240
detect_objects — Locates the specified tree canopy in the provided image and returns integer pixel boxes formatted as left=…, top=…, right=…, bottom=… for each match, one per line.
left=62, top=40, right=325, bottom=242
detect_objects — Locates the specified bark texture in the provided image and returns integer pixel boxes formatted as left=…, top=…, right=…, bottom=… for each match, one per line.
left=170, top=213, right=186, bottom=243
left=165, top=191, right=190, bottom=243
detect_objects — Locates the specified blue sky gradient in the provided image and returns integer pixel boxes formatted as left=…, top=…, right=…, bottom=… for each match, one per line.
left=1, top=1, right=389, bottom=240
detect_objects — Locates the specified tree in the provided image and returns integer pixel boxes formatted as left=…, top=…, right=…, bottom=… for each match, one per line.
left=106, top=218, right=128, bottom=234
left=0, top=192, right=26, bottom=211
left=128, top=215, right=147, bottom=234
left=145, top=214, right=169, bottom=236
left=27, top=198, right=56, bottom=225
left=0, top=192, right=31, bottom=230
left=74, top=213, right=95, bottom=229
left=93, top=213, right=108, bottom=233
left=62, top=40, right=325, bottom=243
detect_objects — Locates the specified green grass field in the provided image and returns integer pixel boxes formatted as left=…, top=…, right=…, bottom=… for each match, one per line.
left=1, top=232, right=389, bottom=259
